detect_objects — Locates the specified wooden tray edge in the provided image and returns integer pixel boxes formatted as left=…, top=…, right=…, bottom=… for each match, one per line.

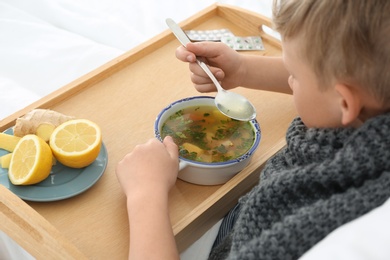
left=0, top=185, right=88, bottom=259
left=216, top=3, right=281, bottom=48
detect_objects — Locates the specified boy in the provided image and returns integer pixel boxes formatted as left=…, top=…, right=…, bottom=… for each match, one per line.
left=116, top=0, right=390, bottom=259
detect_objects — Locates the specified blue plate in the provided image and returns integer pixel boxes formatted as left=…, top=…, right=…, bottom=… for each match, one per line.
left=0, top=128, right=108, bottom=202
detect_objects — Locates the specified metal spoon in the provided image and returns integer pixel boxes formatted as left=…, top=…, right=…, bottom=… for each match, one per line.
left=166, top=18, right=257, bottom=121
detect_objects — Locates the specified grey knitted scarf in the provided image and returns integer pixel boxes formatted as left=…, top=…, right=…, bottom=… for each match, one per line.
left=209, top=113, right=390, bottom=260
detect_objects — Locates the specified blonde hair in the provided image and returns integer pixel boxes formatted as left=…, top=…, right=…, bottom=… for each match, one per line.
left=272, top=0, right=390, bottom=105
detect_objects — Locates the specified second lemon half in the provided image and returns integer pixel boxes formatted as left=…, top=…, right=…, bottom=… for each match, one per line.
left=49, top=119, right=102, bottom=168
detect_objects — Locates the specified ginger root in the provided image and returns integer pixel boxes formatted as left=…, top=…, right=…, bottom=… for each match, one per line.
left=13, top=109, right=74, bottom=140
left=0, top=133, right=21, bottom=152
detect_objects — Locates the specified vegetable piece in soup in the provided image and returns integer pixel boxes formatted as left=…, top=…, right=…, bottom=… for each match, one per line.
left=161, top=105, right=254, bottom=163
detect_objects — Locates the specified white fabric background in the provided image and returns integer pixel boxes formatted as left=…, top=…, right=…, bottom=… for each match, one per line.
left=1, top=1, right=389, bottom=259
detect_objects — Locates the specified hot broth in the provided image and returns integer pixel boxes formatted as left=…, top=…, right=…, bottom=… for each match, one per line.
left=161, top=105, right=255, bottom=163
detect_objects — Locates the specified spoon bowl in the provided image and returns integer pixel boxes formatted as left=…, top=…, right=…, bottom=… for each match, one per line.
left=215, top=89, right=257, bottom=121
left=166, top=18, right=257, bottom=121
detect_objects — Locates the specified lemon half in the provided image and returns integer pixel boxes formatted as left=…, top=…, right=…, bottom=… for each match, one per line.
left=9, top=134, right=53, bottom=185
left=49, top=119, right=102, bottom=168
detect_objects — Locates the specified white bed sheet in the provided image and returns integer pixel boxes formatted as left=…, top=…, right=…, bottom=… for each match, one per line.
left=1, top=1, right=389, bottom=259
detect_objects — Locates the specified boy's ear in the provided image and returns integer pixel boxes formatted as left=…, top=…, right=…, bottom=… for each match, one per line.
left=334, top=83, right=362, bottom=125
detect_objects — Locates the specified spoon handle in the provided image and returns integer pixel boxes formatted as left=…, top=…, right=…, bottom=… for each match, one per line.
left=195, top=59, right=224, bottom=92
left=166, top=18, right=224, bottom=92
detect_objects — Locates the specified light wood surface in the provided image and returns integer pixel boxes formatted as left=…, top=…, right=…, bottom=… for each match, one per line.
left=0, top=4, right=297, bottom=259
left=0, top=185, right=87, bottom=259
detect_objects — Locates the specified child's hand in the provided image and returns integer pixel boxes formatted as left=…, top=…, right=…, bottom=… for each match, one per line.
left=116, top=136, right=179, bottom=201
left=175, top=42, right=244, bottom=92
left=117, top=136, right=180, bottom=259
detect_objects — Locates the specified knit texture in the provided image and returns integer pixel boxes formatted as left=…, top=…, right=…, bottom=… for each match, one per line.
left=209, top=113, right=390, bottom=260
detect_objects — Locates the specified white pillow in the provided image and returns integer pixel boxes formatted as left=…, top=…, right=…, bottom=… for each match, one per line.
left=300, top=197, right=390, bottom=260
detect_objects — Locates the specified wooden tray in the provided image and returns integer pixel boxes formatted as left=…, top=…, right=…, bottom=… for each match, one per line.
left=0, top=4, right=296, bottom=259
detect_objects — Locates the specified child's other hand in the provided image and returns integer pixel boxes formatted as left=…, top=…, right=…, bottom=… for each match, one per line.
left=116, top=136, right=179, bottom=200
left=175, top=42, right=244, bottom=92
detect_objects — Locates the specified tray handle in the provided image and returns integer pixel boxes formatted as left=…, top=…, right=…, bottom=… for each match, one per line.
left=0, top=185, right=87, bottom=259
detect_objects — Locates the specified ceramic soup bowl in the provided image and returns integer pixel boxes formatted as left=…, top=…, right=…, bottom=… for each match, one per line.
left=154, top=96, right=261, bottom=185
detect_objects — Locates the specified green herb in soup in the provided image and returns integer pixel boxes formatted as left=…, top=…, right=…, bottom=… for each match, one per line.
left=161, top=105, right=255, bottom=163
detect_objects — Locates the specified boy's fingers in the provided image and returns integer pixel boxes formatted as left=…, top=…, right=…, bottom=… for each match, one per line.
left=163, top=136, right=179, bottom=159
left=175, top=46, right=196, bottom=62
left=186, top=41, right=224, bottom=58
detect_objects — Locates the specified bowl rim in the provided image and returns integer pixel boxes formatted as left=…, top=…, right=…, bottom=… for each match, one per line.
left=154, top=96, right=261, bottom=166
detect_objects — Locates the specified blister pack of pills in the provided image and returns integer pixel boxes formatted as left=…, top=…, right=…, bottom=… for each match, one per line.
left=221, top=36, right=265, bottom=51
left=185, top=29, right=235, bottom=41
left=185, top=29, right=265, bottom=51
